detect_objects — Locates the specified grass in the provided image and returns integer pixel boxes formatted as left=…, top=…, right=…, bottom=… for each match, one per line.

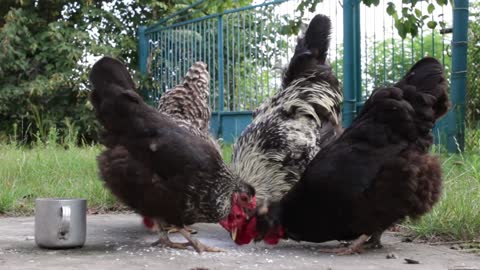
left=0, top=144, right=118, bottom=216
left=407, top=152, right=480, bottom=241
left=0, top=139, right=479, bottom=242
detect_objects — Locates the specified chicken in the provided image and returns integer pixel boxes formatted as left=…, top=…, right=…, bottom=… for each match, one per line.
left=243, top=57, right=450, bottom=253
left=230, top=14, right=342, bottom=211
left=157, top=61, right=215, bottom=142
left=89, top=57, right=256, bottom=253
left=143, top=62, right=216, bottom=234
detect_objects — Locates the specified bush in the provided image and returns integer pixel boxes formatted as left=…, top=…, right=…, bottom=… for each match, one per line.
left=0, top=8, right=100, bottom=145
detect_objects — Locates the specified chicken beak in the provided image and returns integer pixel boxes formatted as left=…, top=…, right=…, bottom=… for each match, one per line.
left=231, top=227, right=238, bottom=241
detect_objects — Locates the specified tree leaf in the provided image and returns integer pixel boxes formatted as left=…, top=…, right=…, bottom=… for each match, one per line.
left=415, top=8, right=422, bottom=18
left=427, top=21, right=438, bottom=29
left=387, top=3, right=396, bottom=16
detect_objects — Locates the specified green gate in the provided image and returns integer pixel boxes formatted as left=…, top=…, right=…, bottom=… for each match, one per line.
left=138, top=0, right=469, bottom=152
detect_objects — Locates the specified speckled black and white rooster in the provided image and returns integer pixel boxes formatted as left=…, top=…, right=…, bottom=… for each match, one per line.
left=230, top=15, right=343, bottom=208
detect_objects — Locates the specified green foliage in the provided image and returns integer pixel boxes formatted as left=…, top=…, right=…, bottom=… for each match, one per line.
left=330, top=32, right=450, bottom=98
left=467, top=2, right=480, bottom=128
left=364, top=32, right=451, bottom=89
left=366, top=0, right=449, bottom=39
left=292, top=0, right=449, bottom=39
left=220, top=9, right=289, bottom=110
left=0, top=0, right=250, bottom=145
left=0, top=8, right=99, bottom=144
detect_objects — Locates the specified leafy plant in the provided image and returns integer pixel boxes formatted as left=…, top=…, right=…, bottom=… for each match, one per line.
left=292, top=0, right=450, bottom=39
left=466, top=2, right=480, bottom=128
left=0, top=0, right=252, bottom=145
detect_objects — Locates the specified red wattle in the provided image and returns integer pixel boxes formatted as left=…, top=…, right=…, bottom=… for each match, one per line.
left=143, top=216, right=154, bottom=228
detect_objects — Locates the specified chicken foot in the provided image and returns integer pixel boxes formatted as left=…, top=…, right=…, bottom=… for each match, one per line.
left=318, top=234, right=370, bottom=255
left=151, top=229, right=189, bottom=250
left=337, top=231, right=383, bottom=249
left=363, top=231, right=383, bottom=249
left=178, top=228, right=224, bottom=253
left=151, top=220, right=222, bottom=253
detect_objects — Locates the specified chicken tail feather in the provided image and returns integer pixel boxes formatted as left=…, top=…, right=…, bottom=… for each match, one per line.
left=282, top=14, right=332, bottom=88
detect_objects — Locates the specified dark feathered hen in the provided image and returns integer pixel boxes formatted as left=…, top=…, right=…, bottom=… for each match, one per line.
left=231, top=15, right=342, bottom=205
left=89, top=57, right=256, bottom=253
left=250, top=57, right=449, bottom=254
left=142, top=62, right=218, bottom=233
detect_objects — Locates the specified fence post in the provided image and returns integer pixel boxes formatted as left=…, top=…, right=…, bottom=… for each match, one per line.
left=447, top=0, right=469, bottom=153
left=354, top=1, right=363, bottom=113
left=138, top=26, right=148, bottom=75
left=138, top=26, right=151, bottom=103
left=216, top=15, right=225, bottom=137
left=342, top=0, right=361, bottom=127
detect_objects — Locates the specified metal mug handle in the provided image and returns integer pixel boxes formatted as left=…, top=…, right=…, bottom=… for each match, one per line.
left=58, top=206, right=71, bottom=240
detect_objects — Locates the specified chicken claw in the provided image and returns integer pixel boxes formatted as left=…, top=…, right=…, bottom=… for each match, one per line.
left=178, top=228, right=224, bottom=253
left=151, top=227, right=189, bottom=249
left=318, top=234, right=370, bottom=255
left=151, top=237, right=189, bottom=250
left=363, top=231, right=383, bottom=249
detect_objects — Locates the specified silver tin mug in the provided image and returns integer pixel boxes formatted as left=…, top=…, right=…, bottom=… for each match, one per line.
left=35, top=198, right=87, bottom=249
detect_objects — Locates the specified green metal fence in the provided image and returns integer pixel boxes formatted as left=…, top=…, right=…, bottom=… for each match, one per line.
left=138, top=0, right=468, bottom=151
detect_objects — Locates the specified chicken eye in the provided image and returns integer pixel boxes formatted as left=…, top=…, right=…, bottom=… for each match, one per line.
left=240, top=194, right=249, bottom=203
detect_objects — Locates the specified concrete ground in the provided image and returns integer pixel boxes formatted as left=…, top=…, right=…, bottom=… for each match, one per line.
left=0, top=214, right=478, bottom=270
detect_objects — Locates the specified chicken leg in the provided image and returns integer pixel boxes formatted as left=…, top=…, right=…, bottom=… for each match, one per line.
left=151, top=228, right=189, bottom=250
left=363, top=231, right=383, bottom=249
left=318, top=234, right=370, bottom=255
left=337, top=231, right=383, bottom=249
left=151, top=219, right=222, bottom=253
left=178, top=228, right=223, bottom=253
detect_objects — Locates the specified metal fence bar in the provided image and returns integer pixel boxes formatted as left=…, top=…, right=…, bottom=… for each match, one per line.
left=342, top=0, right=359, bottom=127
left=447, top=0, right=469, bottom=152
left=354, top=1, right=362, bottom=111
left=217, top=15, right=225, bottom=128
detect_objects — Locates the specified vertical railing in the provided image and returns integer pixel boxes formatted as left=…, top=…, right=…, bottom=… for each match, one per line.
left=137, top=25, right=152, bottom=105
left=138, top=26, right=148, bottom=75
left=447, top=0, right=469, bottom=153
left=354, top=1, right=363, bottom=113
left=342, top=0, right=362, bottom=127
left=216, top=15, right=225, bottom=136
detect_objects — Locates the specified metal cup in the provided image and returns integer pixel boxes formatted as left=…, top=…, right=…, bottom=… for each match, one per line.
left=34, top=198, right=87, bottom=249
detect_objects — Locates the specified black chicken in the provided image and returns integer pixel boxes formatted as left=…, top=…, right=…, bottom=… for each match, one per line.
left=143, top=62, right=217, bottom=234
left=246, top=57, right=450, bottom=254
left=231, top=15, right=342, bottom=207
left=89, top=57, right=256, bottom=253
